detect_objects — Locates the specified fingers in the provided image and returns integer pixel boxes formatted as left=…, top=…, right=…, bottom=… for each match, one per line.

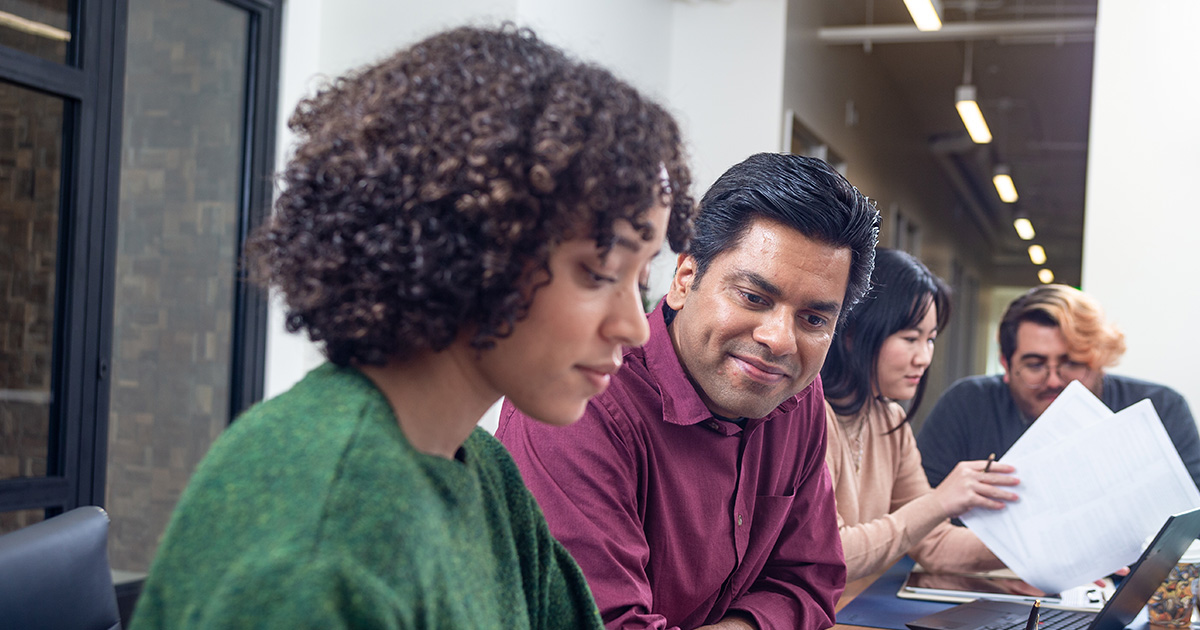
left=978, top=471, right=1021, bottom=486
left=975, top=483, right=1020, bottom=504
left=973, top=497, right=1007, bottom=510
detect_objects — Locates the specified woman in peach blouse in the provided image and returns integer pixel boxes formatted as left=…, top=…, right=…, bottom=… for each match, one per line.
left=821, top=249, right=1019, bottom=581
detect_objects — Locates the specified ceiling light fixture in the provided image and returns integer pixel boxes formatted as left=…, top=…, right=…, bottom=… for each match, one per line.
left=955, top=43, right=991, bottom=144
left=1028, top=244, right=1047, bottom=265
left=1038, top=268, right=1055, bottom=284
left=903, top=0, right=943, bottom=31
left=1013, top=216, right=1035, bottom=240
left=993, top=164, right=1018, bottom=203
left=956, top=85, right=992, bottom=144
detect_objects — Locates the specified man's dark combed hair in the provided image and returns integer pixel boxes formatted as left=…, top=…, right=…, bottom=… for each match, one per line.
left=686, top=153, right=879, bottom=318
left=821, top=248, right=951, bottom=422
left=246, top=25, right=695, bottom=366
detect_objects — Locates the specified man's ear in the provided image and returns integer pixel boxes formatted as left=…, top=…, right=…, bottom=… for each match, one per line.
left=665, top=253, right=696, bottom=311
left=1000, top=355, right=1012, bottom=384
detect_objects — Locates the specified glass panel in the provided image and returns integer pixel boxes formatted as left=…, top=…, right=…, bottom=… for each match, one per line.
left=0, top=0, right=72, bottom=64
left=0, top=81, right=63, bottom=484
left=105, top=0, right=248, bottom=574
left=0, top=508, right=45, bottom=531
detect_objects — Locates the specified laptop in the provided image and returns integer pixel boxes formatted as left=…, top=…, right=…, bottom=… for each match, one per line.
left=906, top=506, right=1200, bottom=630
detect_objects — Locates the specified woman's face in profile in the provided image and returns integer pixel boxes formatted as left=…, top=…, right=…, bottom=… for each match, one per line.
left=874, top=300, right=938, bottom=402
left=474, top=199, right=672, bottom=425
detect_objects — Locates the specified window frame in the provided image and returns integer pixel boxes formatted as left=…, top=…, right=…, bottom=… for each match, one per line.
left=0, top=0, right=281, bottom=519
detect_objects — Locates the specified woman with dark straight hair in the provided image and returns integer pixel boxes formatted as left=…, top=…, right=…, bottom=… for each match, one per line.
left=821, top=249, right=1018, bottom=581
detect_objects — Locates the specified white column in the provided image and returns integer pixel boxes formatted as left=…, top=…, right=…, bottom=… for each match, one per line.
left=1083, top=0, right=1200, bottom=409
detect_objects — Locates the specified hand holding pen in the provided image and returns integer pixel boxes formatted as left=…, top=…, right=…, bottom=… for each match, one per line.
left=929, top=454, right=1019, bottom=517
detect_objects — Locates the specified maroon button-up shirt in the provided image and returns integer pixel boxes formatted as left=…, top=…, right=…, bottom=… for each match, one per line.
left=497, top=303, right=846, bottom=630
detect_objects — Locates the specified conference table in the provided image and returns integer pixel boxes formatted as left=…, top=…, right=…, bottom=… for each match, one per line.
left=828, top=557, right=954, bottom=630
left=833, top=571, right=886, bottom=630
left=829, top=560, right=1158, bottom=630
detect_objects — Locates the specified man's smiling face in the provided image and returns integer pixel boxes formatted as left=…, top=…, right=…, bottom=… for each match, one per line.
left=666, top=217, right=851, bottom=419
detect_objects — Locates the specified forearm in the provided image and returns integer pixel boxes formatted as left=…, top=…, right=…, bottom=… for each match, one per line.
left=909, top=520, right=1005, bottom=574
left=729, top=557, right=843, bottom=630
left=839, top=492, right=949, bottom=581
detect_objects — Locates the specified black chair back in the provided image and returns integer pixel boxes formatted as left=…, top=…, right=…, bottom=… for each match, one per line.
left=0, top=506, right=122, bottom=630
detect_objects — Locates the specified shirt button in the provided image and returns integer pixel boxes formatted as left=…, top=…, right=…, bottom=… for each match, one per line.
left=706, top=420, right=720, bottom=431
left=737, top=514, right=743, bottom=526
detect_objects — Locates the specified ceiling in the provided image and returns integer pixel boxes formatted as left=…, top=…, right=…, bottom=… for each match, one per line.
left=818, top=0, right=1098, bottom=287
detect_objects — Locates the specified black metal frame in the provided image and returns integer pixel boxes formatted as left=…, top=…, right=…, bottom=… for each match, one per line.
left=0, top=0, right=281, bottom=517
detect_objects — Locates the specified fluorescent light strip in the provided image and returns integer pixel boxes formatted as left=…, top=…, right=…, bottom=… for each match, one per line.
left=0, top=10, right=70, bottom=42
left=1013, top=217, right=1035, bottom=240
left=1028, top=244, right=1047, bottom=265
left=993, top=172, right=1018, bottom=203
left=955, top=85, right=992, bottom=144
left=903, top=0, right=943, bottom=31
left=1038, top=268, right=1055, bottom=284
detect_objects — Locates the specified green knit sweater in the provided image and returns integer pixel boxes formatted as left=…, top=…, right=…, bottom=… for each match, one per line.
left=130, top=363, right=603, bottom=629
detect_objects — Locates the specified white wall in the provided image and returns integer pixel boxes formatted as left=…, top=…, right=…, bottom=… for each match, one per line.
left=516, top=0, right=674, bottom=96
left=666, top=0, right=788, bottom=193
left=1083, top=0, right=1200, bottom=410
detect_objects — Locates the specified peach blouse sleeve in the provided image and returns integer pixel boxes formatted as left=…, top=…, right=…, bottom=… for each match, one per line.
left=825, top=401, right=1002, bottom=581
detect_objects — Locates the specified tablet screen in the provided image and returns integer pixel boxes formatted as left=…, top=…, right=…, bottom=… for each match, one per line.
left=903, top=571, right=1059, bottom=600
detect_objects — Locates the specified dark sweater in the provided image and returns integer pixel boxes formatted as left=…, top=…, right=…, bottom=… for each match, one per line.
left=917, top=373, right=1200, bottom=490
left=130, top=363, right=603, bottom=629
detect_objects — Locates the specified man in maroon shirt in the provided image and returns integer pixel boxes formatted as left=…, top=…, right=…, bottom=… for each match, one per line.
left=497, top=153, right=880, bottom=630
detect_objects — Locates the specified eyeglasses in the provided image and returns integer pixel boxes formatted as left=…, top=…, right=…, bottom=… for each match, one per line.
left=1013, top=358, right=1092, bottom=389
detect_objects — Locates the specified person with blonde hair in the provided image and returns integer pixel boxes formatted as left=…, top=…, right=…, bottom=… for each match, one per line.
left=918, top=284, right=1200, bottom=489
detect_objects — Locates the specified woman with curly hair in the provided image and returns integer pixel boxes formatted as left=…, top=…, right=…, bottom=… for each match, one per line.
left=820, top=249, right=1019, bottom=582
left=131, top=25, right=695, bottom=629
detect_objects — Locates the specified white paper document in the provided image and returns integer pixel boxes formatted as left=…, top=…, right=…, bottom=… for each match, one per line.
left=960, top=382, right=1200, bottom=593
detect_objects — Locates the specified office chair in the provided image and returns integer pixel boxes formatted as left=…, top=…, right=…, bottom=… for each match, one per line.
left=0, top=505, right=122, bottom=630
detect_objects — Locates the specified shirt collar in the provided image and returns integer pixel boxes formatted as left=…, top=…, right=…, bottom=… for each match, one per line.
left=640, top=301, right=805, bottom=430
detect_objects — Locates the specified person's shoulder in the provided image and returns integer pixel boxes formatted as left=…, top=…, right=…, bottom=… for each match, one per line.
left=465, top=427, right=520, bottom=474
left=1104, top=373, right=1189, bottom=408
left=466, top=428, right=531, bottom=492
left=928, top=374, right=1006, bottom=410
left=943, top=373, right=1005, bottom=395
left=211, top=363, right=384, bottom=462
left=920, top=375, right=1006, bottom=436
left=1105, top=373, right=1182, bottom=395
left=231, top=363, right=378, bottom=433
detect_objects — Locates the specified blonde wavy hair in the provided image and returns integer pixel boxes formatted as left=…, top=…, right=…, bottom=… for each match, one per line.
left=998, top=284, right=1126, bottom=369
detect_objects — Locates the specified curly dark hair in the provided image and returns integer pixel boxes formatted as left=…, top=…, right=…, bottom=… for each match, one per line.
left=246, top=25, right=695, bottom=366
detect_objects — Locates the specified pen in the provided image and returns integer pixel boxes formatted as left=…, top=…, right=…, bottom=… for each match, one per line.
left=1024, top=600, right=1040, bottom=630
left=984, top=453, right=996, bottom=473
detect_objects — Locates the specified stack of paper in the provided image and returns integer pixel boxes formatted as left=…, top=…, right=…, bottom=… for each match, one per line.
left=960, top=381, right=1200, bottom=593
